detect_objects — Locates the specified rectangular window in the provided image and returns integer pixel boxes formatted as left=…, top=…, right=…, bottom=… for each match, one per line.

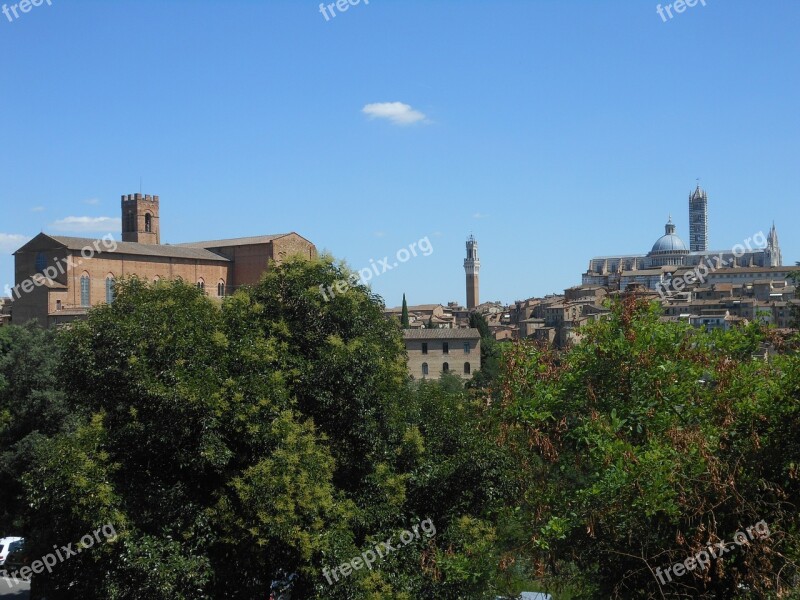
left=464, top=342, right=471, bottom=354
left=422, top=343, right=428, bottom=355
left=443, top=342, right=449, bottom=355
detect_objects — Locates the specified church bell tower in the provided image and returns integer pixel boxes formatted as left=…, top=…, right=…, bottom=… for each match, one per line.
left=121, top=193, right=160, bottom=245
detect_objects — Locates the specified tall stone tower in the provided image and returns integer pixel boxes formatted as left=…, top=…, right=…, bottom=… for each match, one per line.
left=464, top=235, right=480, bottom=310
left=121, top=193, right=160, bottom=245
left=689, top=184, right=708, bottom=252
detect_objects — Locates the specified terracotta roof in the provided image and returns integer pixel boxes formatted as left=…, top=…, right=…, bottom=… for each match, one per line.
left=386, top=304, right=444, bottom=313
left=677, top=266, right=800, bottom=274
left=403, top=328, right=481, bottom=340
left=19, top=235, right=231, bottom=262
left=174, top=234, right=292, bottom=248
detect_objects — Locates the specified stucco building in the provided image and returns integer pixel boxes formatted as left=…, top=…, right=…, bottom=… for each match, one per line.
left=403, top=328, right=481, bottom=380
left=10, top=193, right=316, bottom=327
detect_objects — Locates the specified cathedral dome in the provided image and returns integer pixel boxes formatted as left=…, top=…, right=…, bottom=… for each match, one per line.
left=651, top=234, right=688, bottom=253
left=650, top=217, right=688, bottom=254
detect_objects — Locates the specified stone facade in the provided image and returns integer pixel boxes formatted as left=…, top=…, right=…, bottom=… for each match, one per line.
left=403, top=328, right=481, bottom=380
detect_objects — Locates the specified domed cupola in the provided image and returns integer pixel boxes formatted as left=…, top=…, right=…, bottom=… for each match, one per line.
left=648, top=217, right=689, bottom=267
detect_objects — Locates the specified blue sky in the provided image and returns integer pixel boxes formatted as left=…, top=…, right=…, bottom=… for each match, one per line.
left=1, top=0, right=798, bottom=308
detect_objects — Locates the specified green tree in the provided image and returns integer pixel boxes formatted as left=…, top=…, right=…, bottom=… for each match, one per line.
left=467, top=312, right=503, bottom=389
left=494, top=296, right=800, bottom=598
left=26, top=277, right=348, bottom=599
left=24, top=262, right=508, bottom=599
left=401, top=293, right=410, bottom=328
left=0, top=323, right=71, bottom=533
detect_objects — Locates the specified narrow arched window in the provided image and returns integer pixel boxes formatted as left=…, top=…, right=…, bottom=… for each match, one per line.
left=35, top=252, right=47, bottom=273
left=442, top=362, right=449, bottom=374
left=106, top=276, right=116, bottom=304
left=80, top=275, right=90, bottom=307
left=197, top=279, right=205, bottom=293
left=145, top=213, right=152, bottom=233
left=422, top=363, right=429, bottom=377
left=464, top=362, right=471, bottom=375
left=217, top=281, right=225, bottom=297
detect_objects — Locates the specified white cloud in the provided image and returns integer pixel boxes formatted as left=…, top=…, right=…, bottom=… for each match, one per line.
left=374, top=231, right=386, bottom=238
left=31, top=206, right=46, bottom=213
left=473, top=212, right=489, bottom=220
left=83, top=198, right=101, bottom=205
left=362, top=102, right=427, bottom=126
left=0, top=233, right=30, bottom=255
left=49, top=216, right=121, bottom=233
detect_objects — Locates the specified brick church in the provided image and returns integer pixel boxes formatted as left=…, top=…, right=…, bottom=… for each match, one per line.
left=11, top=193, right=317, bottom=327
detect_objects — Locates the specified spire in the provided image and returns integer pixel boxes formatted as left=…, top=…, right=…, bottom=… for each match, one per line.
left=766, top=222, right=782, bottom=267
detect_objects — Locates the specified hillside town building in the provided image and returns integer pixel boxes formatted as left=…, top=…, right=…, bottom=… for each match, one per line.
left=9, top=193, right=316, bottom=327
left=403, top=328, right=481, bottom=380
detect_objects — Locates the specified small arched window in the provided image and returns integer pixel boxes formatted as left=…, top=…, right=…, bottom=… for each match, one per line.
left=106, top=276, right=116, bottom=304
left=80, top=274, right=90, bottom=307
left=145, top=213, right=152, bottom=233
left=217, top=281, right=225, bottom=297
left=422, top=363, right=429, bottom=377
left=197, top=279, right=205, bottom=293
left=464, top=362, right=471, bottom=375
left=442, top=362, right=449, bottom=374
left=35, top=252, right=47, bottom=273
left=56, top=300, right=62, bottom=311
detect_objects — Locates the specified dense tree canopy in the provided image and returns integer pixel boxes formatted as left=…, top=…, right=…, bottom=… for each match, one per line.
left=6, top=263, right=800, bottom=599
left=0, top=323, right=70, bottom=533
left=18, top=260, right=510, bottom=599
left=492, top=296, right=800, bottom=598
